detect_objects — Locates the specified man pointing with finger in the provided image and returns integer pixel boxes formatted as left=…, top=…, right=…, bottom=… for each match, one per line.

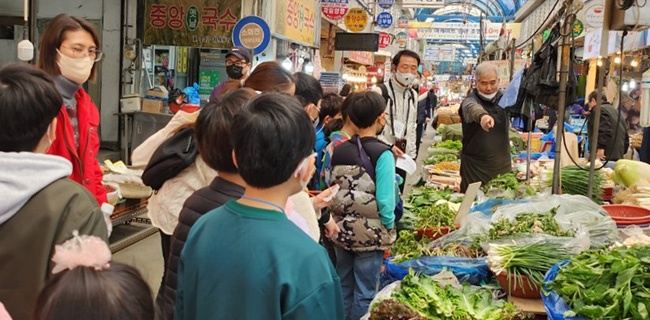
left=458, top=62, right=511, bottom=192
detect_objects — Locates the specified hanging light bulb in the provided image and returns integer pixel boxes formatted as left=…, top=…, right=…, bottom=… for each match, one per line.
left=597, top=58, right=603, bottom=67
left=630, top=79, right=637, bottom=89
left=622, top=82, right=629, bottom=92
left=371, top=76, right=377, bottom=83
left=282, top=57, right=293, bottom=71
left=614, top=56, right=621, bottom=64
left=631, top=59, right=639, bottom=67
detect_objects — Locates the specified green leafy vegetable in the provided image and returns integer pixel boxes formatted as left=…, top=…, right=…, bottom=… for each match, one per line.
left=435, top=140, right=463, bottom=151
left=550, top=245, right=650, bottom=320
left=388, top=272, right=520, bottom=320
left=482, top=173, right=536, bottom=200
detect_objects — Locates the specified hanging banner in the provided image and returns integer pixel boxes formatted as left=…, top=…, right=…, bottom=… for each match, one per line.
left=401, top=0, right=444, bottom=6
left=378, top=0, right=394, bottom=9
left=415, top=22, right=520, bottom=41
left=378, top=32, right=391, bottom=48
left=144, top=0, right=242, bottom=47
left=397, top=15, right=409, bottom=28
left=376, top=12, right=393, bottom=29
left=348, top=51, right=374, bottom=65
left=423, top=45, right=455, bottom=61
left=321, top=0, right=349, bottom=20
left=274, top=0, right=317, bottom=46
left=344, top=8, right=369, bottom=32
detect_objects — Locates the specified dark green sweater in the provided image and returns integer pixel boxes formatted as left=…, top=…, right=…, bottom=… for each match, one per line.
left=176, top=200, right=344, bottom=320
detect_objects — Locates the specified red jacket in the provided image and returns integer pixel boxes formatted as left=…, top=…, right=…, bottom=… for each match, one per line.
left=47, top=88, right=107, bottom=205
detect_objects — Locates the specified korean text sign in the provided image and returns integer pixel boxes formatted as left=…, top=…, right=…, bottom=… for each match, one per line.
left=144, top=0, right=241, bottom=48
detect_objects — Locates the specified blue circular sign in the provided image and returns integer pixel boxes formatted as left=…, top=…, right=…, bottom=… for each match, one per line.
left=232, top=16, right=271, bottom=54
left=376, top=12, right=393, bottom=29
left=378, top=0, right=394, bottom=9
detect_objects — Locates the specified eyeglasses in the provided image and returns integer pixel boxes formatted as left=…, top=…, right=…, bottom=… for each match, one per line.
left=60, top=45, right=103, bottom=62
left=225, top=60, right=247, bottom=67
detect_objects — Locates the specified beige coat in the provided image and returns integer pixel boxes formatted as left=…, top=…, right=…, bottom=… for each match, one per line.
left=132, top=111, right=218, bottom=235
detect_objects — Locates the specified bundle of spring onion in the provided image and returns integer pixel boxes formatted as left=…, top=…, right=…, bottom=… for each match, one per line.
left=486, top=241, right=572, bottom=287
left=545, top=165, right=603, bottom=204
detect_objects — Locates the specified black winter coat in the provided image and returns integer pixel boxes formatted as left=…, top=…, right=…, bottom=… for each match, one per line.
left=155, top=177, right=245, bottom=320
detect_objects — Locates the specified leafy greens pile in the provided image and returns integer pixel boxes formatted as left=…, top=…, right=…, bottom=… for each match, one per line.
left=373, top=272, right=520, bottom=320
left=550, top=245, right=650, bottom=319
left=482, top=173, right=536, bottom=200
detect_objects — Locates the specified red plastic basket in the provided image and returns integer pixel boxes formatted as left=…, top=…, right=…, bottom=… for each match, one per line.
left=602, top=204, right=650, bottom=225
left=415, top=226, right=455, bottom=240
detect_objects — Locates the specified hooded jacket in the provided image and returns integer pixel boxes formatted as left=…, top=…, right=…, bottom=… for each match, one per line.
left=46, top=87, right=107, bottom=205
left=0, top=152, right=108, bottom=320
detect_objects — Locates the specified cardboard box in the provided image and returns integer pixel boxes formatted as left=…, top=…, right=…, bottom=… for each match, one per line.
left=145, top=86, right=168, bottom=99
left=120, top=94, right=141, bottom=112
left=142, top=99, right=164, bottom=113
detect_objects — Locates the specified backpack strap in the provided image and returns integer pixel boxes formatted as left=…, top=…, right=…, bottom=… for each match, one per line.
left=356, top=137, right=376, bottom=181
left=378, top=83, right=390, bottom=104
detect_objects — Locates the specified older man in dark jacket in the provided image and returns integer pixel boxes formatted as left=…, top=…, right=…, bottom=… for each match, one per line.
left=586, top=90, right=629, bottom=162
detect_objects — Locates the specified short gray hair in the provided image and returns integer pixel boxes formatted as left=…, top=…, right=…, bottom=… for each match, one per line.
left=474, top=62, right=498, bottom=79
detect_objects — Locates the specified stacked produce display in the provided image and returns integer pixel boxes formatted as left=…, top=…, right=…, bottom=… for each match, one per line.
left=369, top=131, right=650, bottom=319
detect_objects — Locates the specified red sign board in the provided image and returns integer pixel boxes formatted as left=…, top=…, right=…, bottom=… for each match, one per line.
left=321, top=0, right=350, bottom=20
left=378, top=32, right=391, bottom=48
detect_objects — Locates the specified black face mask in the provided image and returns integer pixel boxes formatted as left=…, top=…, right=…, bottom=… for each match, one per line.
left=226, top=65, right=244, bottom=79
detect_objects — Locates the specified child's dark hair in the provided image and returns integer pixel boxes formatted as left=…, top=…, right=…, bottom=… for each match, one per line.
left=196, top=88, right=257, bottom=173
left=294, top=72, right=324, bottom=107
left=342, top=91, right=386, bottom=129
left=244, top=61, right=295, bottom=93
left=33, top=262, right=153, bottom=320
left=231, top=92, right=315, bottom=188
left=320, top=93, right=345, bottom=138
left=339, top=84, right=352, bottom=97
left=0, top=63, right=62, bottom=152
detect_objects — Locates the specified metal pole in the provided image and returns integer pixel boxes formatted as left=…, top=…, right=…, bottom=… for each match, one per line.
left=509, top=38, right=516, bottom=82
left=526, top=100, right=534, bottom=180
left=587, top=0, right=612, bottom=199
left=551, top=0, right=574, bottom=194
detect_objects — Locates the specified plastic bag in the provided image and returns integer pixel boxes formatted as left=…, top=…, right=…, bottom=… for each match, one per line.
left=182, top=83, right=201, bottom=105
left=383, top=256, right=489, bottom=286
left=492, top=194, right=620, bottom=248
left=430, top=211, right=492, bottom=248
left=542, top=261, right=584, bottom=320
left=499, top=68, right=524, bottom=109
left=622, top=225, right=650, bottom=246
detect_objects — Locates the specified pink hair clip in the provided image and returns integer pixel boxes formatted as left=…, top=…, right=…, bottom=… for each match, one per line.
left=51, top=230, right=111, bottom=274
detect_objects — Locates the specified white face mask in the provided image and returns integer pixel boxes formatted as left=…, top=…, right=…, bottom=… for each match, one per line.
left=293, top=153, right=317, bottom=189
left=412, top=78, right=420, bottom=86
left=478, top=91, right=498, bottom=100
left=395, top=72, right=415, bottom=86
left=56, top=49, right=94, bottom=84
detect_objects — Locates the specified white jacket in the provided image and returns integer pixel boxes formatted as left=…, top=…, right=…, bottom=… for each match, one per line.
left=373, top=78, right=419, bottom=159
left=131, top=111, right=218, bottom=235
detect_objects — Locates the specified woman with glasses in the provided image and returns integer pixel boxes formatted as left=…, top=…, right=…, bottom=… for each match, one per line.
left=37, top=14, right=107, bottom=205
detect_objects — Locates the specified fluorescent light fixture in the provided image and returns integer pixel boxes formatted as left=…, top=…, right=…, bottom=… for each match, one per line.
left=425, top=17, right=434, bottom=22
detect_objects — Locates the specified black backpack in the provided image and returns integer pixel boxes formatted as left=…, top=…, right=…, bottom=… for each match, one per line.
left=141, top=127, right=198, bottom=190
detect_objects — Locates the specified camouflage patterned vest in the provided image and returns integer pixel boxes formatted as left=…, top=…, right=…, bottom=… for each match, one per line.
left=328, top=136, right=396, bottom=252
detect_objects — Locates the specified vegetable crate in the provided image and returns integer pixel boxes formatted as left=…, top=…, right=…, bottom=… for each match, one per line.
left=520, top=132, right=543, bottom=152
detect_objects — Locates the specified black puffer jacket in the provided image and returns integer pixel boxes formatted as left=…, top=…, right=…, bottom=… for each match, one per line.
left=155, top=177, right=245, bottom=320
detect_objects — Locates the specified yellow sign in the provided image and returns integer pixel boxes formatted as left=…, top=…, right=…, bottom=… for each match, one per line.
left=344, top=8, right=368, bottom=32
left=274, top=0, right=317, bottom=46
